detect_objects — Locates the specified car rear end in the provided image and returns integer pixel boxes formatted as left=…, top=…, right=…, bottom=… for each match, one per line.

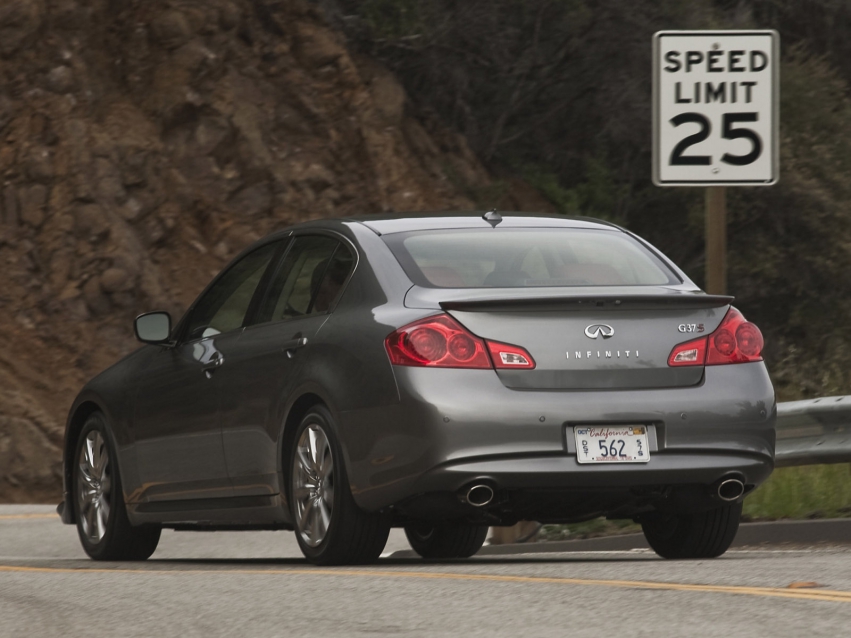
left=367, top=218, right=775, bottom=527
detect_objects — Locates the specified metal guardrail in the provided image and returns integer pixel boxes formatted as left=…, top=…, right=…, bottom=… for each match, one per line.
left=775, top=396, right=851, bottom=467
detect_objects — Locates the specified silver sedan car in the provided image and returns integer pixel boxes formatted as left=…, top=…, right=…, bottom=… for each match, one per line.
left=59, top=212, right=775, bottom=564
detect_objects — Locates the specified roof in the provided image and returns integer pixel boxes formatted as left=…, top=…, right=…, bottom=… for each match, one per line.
left=347, top=211, right=621, bottom=235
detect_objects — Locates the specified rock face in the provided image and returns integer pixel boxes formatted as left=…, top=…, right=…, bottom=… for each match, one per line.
left=0, top=0, right=491, bottom=503
left=0, top=385, right=62, bottom=503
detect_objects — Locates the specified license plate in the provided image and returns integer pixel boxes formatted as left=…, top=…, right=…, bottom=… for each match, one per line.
left=573, top=426, right=650, bottom=464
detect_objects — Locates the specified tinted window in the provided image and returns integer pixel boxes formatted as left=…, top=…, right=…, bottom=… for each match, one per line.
left=183, top=243, right=278, bottom=340
left=256, top=236, right=354, bottom=324
left=383, top=229, right=678, bottom=288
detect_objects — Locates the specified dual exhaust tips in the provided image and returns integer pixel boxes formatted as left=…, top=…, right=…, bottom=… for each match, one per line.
left=460, top=478, right=743, bottom=508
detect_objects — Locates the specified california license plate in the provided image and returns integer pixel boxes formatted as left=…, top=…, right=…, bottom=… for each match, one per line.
left=574, top=426, right=650, bottom=464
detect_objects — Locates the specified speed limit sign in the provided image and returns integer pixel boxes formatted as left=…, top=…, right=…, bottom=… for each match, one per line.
left=653, top=31, right=779, bottom=186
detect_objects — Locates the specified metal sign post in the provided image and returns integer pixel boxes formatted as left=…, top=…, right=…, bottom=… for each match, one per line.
left=705, top=186, right=727, bottom=294
left=653, top=30, right=779, bottom=294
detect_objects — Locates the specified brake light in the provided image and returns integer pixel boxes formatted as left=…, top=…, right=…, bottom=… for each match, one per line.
left=385, top=314, right=536, bottom=369
left=668, top=307, right=763, bottom=367
left=385, top=315, right=492, bottom=368
left=706, top=307, right=764, bottom=364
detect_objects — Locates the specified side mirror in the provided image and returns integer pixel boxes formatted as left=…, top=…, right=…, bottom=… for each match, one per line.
left=134, top=311, right=172, bottom=344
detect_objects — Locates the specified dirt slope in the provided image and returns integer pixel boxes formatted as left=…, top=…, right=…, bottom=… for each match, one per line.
left=0, top=0, right=497, bottom=502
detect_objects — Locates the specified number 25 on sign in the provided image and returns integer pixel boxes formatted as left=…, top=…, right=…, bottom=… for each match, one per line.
left=653, top=31, right=779, bottom=186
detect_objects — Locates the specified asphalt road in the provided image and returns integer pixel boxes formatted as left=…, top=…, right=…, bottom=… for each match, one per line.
left=3, top=506, right=851, bottom=637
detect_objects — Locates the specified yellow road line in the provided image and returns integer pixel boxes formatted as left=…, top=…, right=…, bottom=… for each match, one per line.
left=0, top=514, right=56, bottom=520
left=1, top=564, right=850, bottom=604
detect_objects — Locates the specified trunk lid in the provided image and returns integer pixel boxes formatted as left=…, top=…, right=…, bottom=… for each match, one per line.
left=406, top=286, right=731, bottom=390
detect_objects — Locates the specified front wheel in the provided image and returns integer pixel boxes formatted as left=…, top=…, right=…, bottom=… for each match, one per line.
left=640, top=502, right=742, bottom=559
left=74, top=413, right=161, bottom=560
left=289, top=405, right=390, bottom=565
left=404, top=521, right=489, bottom=559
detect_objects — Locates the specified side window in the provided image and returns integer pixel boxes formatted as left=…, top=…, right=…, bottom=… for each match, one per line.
left=256, top=236, right=354, bottom=324
left=183, top=243, right=278, bottom=341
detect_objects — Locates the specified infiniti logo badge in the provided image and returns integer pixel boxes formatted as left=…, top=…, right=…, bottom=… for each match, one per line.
left=585, top=324, right=614, bottom=339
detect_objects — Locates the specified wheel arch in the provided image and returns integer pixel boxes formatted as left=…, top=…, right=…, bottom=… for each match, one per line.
left=278, top=391, right=329, bottom=501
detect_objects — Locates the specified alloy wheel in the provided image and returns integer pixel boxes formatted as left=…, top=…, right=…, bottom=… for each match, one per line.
left=76, top=430, right=112, bottom=543
left=292, top=424, right=335, bottom=547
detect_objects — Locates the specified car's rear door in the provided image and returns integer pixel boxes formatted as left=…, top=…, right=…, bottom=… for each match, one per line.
left=131, top=241, right=280, bottom=503
left=217, top=233, right=356, bottom=497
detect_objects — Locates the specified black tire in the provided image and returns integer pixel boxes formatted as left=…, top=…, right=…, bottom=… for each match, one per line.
left=641, top=502, right=742, bottom=559
left=404, top=521, right=489, bottom=559
left=289, top=405, right=390, bottom=565
left=73, top=413, right=161, bottom=561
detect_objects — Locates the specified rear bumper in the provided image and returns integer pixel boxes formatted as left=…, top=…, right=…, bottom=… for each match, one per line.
left=412, top=450, right=772, bottom=493
left=340, top=362, right=775, bottom=513
left=402, top=450, right=771, bottom=523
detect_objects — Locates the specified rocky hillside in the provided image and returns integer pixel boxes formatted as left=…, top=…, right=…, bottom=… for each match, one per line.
left=0, top=0, right=511, bottom=502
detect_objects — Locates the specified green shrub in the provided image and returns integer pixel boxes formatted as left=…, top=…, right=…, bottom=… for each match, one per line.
left=743, top=464, right=851, bottom=520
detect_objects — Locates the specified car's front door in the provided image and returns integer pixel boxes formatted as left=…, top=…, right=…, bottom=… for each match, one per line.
left=217, top=234, right=356, bottom=497
left=131, top=242, right=280, bottom=503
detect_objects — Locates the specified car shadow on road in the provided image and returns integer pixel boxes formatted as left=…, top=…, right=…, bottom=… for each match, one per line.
left=2, top=552, right=776, bottom=571
left=140, top=554, right=662, bottom=569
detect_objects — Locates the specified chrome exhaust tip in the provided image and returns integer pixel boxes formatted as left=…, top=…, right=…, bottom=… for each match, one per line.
left=465, top=484, right=495, bottom=507
left=716, top=478, right=745, bottom=502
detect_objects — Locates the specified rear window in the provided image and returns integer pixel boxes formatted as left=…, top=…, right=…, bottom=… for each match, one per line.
left=383, top=228, right=679, bottom=288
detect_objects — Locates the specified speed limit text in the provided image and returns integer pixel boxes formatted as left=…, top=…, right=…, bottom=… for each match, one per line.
left=663, top=49, right=769, bottom=105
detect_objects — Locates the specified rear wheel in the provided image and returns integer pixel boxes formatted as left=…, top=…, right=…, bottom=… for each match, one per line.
left=404, top=521, right=489, bottom=559
left=640, top=502, right=742, bottom=559
left=289, top=405, right=390, bottom=565
left=74, top=413, right=161, bottom=561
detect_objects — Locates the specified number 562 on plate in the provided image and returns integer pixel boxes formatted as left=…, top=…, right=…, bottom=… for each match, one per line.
left=574, top=426, right=651, bottom=464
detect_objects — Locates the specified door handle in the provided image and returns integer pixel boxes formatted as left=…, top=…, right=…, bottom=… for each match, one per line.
left=283, top=337, right=308, bottom=358
left=202, top=352, right=225, bottom=377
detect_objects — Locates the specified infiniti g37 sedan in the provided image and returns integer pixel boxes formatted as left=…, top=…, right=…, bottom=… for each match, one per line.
left=58, top=212, right=775, bottom=565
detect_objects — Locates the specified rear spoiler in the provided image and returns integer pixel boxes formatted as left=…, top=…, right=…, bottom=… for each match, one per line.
left=438, top=294, right=734, bottom=312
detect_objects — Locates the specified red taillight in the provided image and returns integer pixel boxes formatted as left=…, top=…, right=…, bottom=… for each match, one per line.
left=385, top=315, right=492, bottom=368
left=706, top=307, right=764, bottom=364
left=385, top=314, right=536, bottom=369
left=735, top=322, right=763, bottom=357
left=486, top=341, right=536, bottom=369
left=668, top=336, right=708, bottom=367
left=668, top=307, right=764, bottom=367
